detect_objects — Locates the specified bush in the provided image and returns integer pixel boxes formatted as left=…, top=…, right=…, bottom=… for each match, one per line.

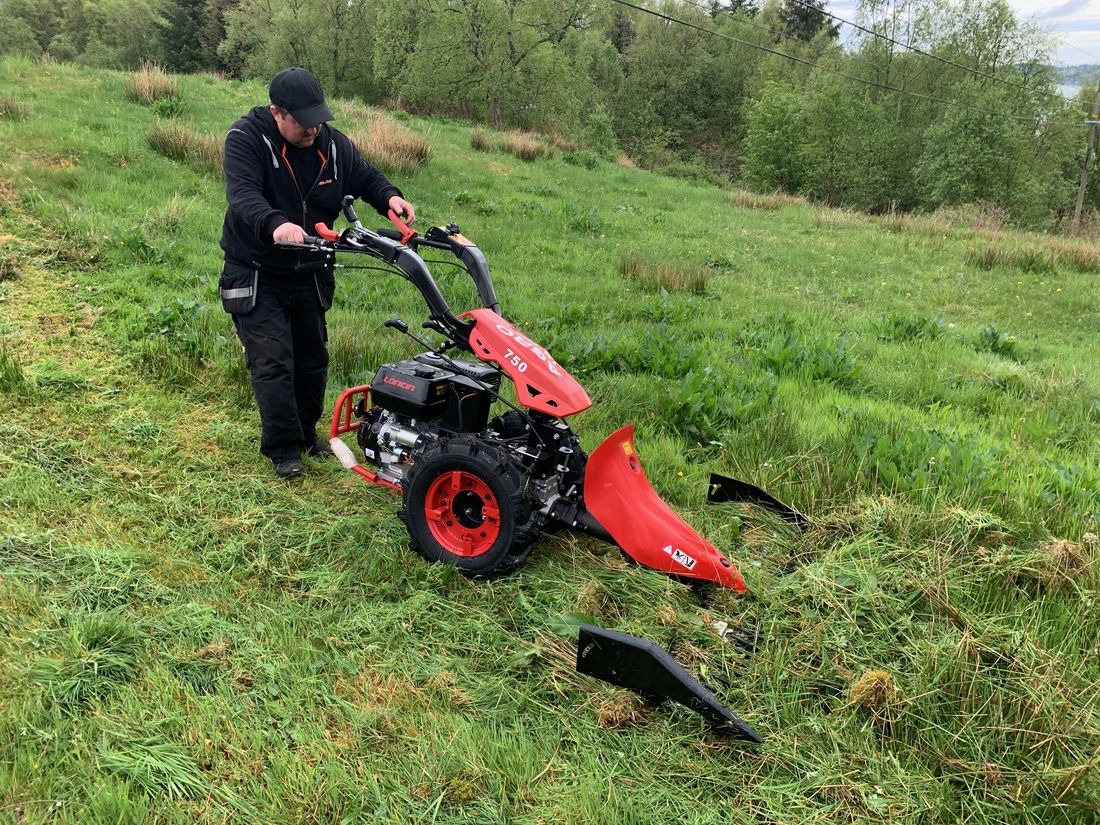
left=740, top=82, right=807, bottom=194
left=562, top=151, right=599, bottom=169
left=125, top=63, right=180, bottom=105
left=582, top=106, right=620, bottom=160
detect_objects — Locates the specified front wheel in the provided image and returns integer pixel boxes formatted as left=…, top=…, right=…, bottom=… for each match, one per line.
left=398, top=436, right=536, bottom=578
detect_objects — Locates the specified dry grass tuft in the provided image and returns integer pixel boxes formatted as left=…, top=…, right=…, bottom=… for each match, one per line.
left=850, top=670, right=896, bottom=710
left=619, top=251, right=709, bottom=294
left=545, top=133, right=578, bottom=151
left=1018, top=539, right=1091, bottom=589
left=126, top=62, right=181, bottom=105
left=145, top=121, right=222, bottom=175
left=934, top=201, right=1010, bottom=231
left=725, top=188, right=807, bottom=211
left=500, top=130, right=553, bottom=161
left=813, top=208, right=863, bottom=228
left=879, top=212, right=953, bottom=236
left=470, top=128, right=494, bottom=153
left=576, top=580, right=605, bottom=616
left=0, top=97, right=31, bottom=120
left=345, top=109, right=431, bottom=176
left=965, top=243, right=1057, bottom=274
left=615, top=154, right=637, bottom=169
left=1048, top=236, right=1100, bottom=273
left=595, top=693, right=648, bottom=729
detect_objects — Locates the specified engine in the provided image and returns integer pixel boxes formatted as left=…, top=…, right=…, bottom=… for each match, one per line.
left=357, top=354, right=499, bottom=485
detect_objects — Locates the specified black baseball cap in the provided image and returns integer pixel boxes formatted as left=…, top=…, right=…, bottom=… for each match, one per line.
left=269, top=67, right=334, bottom=128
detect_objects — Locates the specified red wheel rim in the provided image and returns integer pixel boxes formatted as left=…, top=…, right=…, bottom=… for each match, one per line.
left=424, top=470, right=500, bottom=557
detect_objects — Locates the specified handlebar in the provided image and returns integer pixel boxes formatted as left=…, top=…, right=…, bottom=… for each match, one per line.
left=275, top=207, right=501, bottom=344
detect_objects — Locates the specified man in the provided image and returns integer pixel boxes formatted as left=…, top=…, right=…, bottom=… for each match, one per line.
left=219, top=67, right=415, bottom=479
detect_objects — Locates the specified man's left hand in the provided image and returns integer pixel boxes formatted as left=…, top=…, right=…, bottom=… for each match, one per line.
left=388, top=196, right=416, bottom=224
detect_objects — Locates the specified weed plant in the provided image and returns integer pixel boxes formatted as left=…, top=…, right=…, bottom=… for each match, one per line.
left=0, top=58, right=1097, bottom=824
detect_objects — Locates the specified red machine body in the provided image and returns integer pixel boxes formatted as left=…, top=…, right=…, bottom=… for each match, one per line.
left=313, top=206, right=759, bottom=590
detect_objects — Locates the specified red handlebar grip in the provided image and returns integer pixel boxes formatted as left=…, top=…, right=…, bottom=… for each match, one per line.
left=315, top=222, right=340, bottom=241
left=387, top=210, right=417, bottom=245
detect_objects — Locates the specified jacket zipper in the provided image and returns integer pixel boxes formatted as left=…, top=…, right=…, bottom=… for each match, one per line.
left=278, top=141, right=334, bottom=307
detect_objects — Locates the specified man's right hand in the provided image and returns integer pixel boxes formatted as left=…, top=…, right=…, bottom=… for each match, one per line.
left=273, top=222, right=306, bottom=244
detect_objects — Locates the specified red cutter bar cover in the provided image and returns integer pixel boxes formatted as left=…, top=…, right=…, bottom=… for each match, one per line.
left=461, top=308, right=591, bottom=417
left=584, top=424, right=747, bottom=591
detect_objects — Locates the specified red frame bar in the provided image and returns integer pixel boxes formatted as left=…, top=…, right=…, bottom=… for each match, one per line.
left=327, top=385, right=402, bottom=491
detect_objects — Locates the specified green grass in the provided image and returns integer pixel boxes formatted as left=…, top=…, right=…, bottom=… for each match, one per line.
left=0, top=56, right=1097, bottom=823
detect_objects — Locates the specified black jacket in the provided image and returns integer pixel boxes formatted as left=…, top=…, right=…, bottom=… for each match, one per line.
left=220, top=106, right=401, bottom=273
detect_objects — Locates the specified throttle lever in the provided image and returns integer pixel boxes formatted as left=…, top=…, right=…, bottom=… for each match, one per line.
left=342, top=195, right=359, bottom=225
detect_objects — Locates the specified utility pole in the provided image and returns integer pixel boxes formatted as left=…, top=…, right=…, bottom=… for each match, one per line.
left=1071, top=79, right=1100, bottom=233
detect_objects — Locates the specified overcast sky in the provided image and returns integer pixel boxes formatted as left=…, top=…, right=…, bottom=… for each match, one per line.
left=828, top=0, right=1100, bottom=67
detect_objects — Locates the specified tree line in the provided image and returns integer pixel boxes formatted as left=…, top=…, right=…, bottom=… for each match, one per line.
left=1, top=0, right=1095, bottom=228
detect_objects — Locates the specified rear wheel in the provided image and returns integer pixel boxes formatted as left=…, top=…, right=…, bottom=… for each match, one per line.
left=399, top=436, right=536, bottom=578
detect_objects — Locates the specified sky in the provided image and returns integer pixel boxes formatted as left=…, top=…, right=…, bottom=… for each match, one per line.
left=828, top=0, right=1100, bottom=66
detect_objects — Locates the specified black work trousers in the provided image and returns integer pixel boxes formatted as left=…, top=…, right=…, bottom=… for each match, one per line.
left=233, top=271, right=329, bottom=463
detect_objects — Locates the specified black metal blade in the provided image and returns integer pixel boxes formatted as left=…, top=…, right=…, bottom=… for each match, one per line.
left=576, top=624, right=764, bottom=743
left=707, top=473, right=807, bottom=526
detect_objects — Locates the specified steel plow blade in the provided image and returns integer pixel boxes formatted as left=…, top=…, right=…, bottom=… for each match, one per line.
left=583, top=424, right=747, bottom=591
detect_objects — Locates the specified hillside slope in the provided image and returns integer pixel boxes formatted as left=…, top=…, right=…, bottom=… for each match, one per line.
left=0, top=57, right=1098, bottom=823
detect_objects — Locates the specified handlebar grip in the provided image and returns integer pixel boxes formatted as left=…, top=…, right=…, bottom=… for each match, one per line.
left=387, top=209, right=417, bottom=245
left=376, top=227, right=404, bottom=242
left=275, top=237, right=328, bottom=250
left=342, top=195, right=359, bottom=225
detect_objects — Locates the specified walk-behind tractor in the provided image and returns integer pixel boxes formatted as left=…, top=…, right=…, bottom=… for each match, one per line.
left=276, top=197, right=808, bottom=741
left=283, top=197, right=800, bottom=591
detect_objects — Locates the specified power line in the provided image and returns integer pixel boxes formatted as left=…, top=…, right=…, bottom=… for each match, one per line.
left=677, top=0, right=963, bottom=102
left=785, top=0, right=1075, bottom=107
left=611, top=0, right=1084, bottom=126
left=1063, top=42, right=1100, bottom=68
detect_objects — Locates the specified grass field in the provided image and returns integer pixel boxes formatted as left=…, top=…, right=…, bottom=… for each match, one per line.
left=0, top=56, right=1098, bottom=824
